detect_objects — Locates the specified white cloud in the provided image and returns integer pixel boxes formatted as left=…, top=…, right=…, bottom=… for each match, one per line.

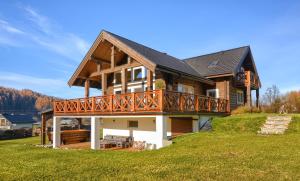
left=0, top=19, right=25, bottom=34
left=0, top=5, right=89, bottom=62
left=0, top=72, right=65, bottom=87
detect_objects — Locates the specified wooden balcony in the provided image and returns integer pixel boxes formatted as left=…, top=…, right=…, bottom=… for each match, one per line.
left=53, top=90, right=230, bottom=116
left=235, top=71, right=259, bottom=89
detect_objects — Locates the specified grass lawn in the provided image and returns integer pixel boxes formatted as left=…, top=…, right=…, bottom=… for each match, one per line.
left=0, top=114, right=299, bottom=181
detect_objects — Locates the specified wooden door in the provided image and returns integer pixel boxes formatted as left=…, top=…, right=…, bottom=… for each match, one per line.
left=171, top=117, right=193, bottom=137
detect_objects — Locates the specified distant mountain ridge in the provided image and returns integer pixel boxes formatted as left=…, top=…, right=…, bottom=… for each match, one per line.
left=0, top=86, right=58, bottom=115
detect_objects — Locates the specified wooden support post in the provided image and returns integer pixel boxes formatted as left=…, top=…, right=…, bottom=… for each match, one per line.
left=41, top=114, right=46, bottom=145
left=101, top=73, right=107, bottom=95
left=111, top=46, right=115, bottom=69
left=256, top=89, right=259, bottom=107
left=147, top=69, right=153, bottom=91
left=85, top=79, right=90, bottom=98
left=246, top=71, right=252, bottom=107
left=121, top=68, right=127, bottom=93
left=207, top=97, right=211, bottom=112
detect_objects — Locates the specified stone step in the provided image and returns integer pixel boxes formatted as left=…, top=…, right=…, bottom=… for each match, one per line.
left=258, top=116, right=291, bottom=135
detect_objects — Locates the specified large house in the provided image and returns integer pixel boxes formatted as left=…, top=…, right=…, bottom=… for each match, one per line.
left=50, top=30, right=261, bottom=150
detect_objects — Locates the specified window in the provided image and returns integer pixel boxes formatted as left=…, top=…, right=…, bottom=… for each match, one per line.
left=114, top=72, right=121, bottom=84
left=0, top=119, right=6, bottom=126
left=127, top=69, right=132, bottom=82
left=128, top=120, right=138, bottom=128
left=237, top=90, right=244, bottom=105
left=208, top=60, right=219, bottom=68
left=178, top=84, right=194, bottom=94
left=133, top=68, right=143, bottom=81
left=206, top=89, right=219, bottom=98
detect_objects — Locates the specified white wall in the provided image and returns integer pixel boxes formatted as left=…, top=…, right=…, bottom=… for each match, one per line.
left=102, top=117, right=159, bottom=145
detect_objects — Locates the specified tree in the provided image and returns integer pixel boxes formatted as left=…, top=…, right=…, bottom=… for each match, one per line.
left=262, top=85, right=281, bottom=113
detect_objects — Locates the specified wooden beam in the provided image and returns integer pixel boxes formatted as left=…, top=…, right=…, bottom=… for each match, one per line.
left=101, top=73, right=107, bottom=95
left=147, top=69, right=153, bottom=91
left=90, top=56, right=110, bottom=64
left=97, top=64, right=101, bottom=72
left=121, top=68, right=127, bottom=93
left=111, top=46, right=115, bottom=68
left=85, top=79, right=90, bottom=98
left=89, top=61, right=141, bottom=78
left=127, top=56, right=132, bottom=64
left=41, top=114, right=46, bottom=145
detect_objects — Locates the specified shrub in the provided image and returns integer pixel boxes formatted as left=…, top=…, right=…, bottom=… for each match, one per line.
left=231, top=106, right=261, bottom=115
left=155, top=79, right=166, bottom=90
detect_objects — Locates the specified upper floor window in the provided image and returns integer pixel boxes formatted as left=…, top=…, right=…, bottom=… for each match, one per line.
left=206, top=89, right=219, bottom=98
left=133, top=67, right=143, bottom=81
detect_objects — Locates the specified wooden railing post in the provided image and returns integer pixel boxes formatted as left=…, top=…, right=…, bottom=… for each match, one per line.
left=217, top=99, right=221, bottom=112
left=92, top=97, right=95, bottom=112
left=110, top=95, right=114, bottom=112
left=131, top=92, right=135, bottom=112
left=195, top=95, right=199, bottom=112
left=159, top=89, right=164, bottom=112
left=179, top=93, right=183, bottom=112
left=77, top=99, right=80, bottom=113
left=64, top=100, right=67, bottom=113
left=207, top=97, right=211, bottom=112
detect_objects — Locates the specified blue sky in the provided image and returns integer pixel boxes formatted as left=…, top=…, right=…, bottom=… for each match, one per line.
left=0, top=0, right=300, bottom=98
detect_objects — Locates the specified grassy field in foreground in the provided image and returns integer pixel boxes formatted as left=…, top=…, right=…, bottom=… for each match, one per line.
left=0, top=114, right=299, bottom=181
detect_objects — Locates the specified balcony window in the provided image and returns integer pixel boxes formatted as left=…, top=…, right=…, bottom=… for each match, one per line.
left=178, top=84, right=194, bottom=94
left=206, top=89, right=219, bottom=98
left=133, top=68, right=143, bottom=81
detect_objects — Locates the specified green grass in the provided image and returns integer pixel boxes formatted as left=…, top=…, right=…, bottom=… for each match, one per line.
left=0, top=114, right=299, bottom=181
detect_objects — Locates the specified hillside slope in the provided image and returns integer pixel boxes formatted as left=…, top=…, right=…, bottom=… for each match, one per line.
left=0, top=86, right=57, bottom=114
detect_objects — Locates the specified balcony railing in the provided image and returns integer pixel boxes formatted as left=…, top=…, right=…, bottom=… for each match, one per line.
left=53, top=90, right=230, bottom=115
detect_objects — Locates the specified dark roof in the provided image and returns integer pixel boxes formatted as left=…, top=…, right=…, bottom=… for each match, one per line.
left=183, top=46, right=250, bottom=77
left=104, top=31, right=210, bottom=80
left=1, top=114, right=35, bottom=124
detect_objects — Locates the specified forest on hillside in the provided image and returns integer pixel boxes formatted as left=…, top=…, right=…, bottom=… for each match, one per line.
left=0, top=86, right=58, bottom=114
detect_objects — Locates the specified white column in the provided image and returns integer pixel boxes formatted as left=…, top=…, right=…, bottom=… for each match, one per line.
left=155, top=115, right=167, bottom=149
left=52, top=116, right=61, bottom=148
left=193, top=120, right=199, bottom=132
left=91, top=116, right=100, bottom=150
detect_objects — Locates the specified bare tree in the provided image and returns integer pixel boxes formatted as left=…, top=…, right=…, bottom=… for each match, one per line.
left=262, top=85, right=281, bottom=113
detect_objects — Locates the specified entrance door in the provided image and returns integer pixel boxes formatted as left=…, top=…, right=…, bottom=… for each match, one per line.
left=171, top=117, right=193, bottom=137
